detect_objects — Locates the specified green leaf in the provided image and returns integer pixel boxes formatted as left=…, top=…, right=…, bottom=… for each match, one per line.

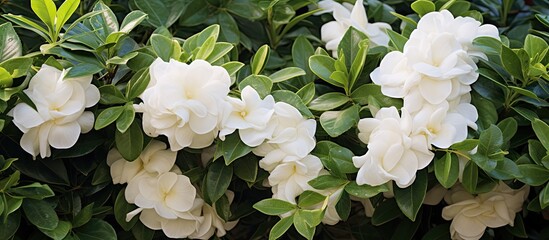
left=204, top=160, right=233, bottom=204
left=115, top=121, right=143, bottom=161
left=308, top=175, right=349, bottom=190
left=420, top=223, right=451, bottom=240
left=292, top=36, right=315, bottom=83
left=31, top=0, right=57, bottom=32
left=411, top=0, right=435, bottom=16
left=272, top=90, right=314, bottom=118
left=473, top=36, right=502, bottom=56
left=195, top=35, right=216, bottom=60
left=393, top=170, right=427, bottom=221
left=205, top=42, right=234, bottom=63
left=0, top=23, right=23, bottom=62
left=0, top=210, right=20, bottom=240
left=0, top=67, right=13, bottom=87
left=233, top=155, right=258, bottom=183
left=0, top=170, right=19, bottom=191
left=269, top=67, right=306, bottom=83
left=472, top=94, right=498, bottom=131
left=2, top=14, right=50, bottom=41
left=348, top=39, right=368, bottom=91
left=91, top=1, right=119, bottom=37
left=39, top=220, right=71, bottom=240
left=73, top=203, right=94, bottom=228
left=106, top=52, right=139, bottom=65
left=65, top=63, right=103, bottom=78
left=269, top=215, right=294, bottom=240
left=312, top=141, right=357, bottom=178
left=131, top=221, right=154, bottom=240
left=116, top=103, right=135, bottom=133
left=309, top=55, right=342, bottom=88
left=462, top=161, right=478, bottom=193
left=120, top=11, right=148, bottom=33
left=114, top=189, right=138, bottom=231
left=298, top=191, right=327, bottom=208
left=217, top=11, right=240, bottom=44
left=0, top=57, right=33, bottom=78
left=221, top=61, right=244, bottom=77
left=540, top=184, right=549, bottom=209
left=150, top=34, right=173, bottom=62
left=451, top=139, right=479, bottom=151
left=239, top=75, right=273, bottom=98
left=308, top=92, right=350, bottom=111
left=219, top=133, right=252, bottom=165
left=335, top=191, right=351, bottom=221
left=434, top=153, right=459, bottom=188
left=490, top=158, right=522, bottom=180
left=126, top=68, right=150, bottom=100
left=386, top=29, right=408, bottom=52
left=56, top=0, right=80, bottom=34
left=99, top=85, right=127, bottom=105
left=251, top=45, right=270, bottom=75
left=371, top=198, right=401, bottom=226
left=319, top=104, right=359, bottom=137
left=532, top=119, right=549, bottom=151
left=525, top=34, right=548, bottom=60
left=517, top=164, right=549, bottom=186
left=9, top=182, right=54, bottom=200
left=351, top=83, right=402, bottom=107
left=293, top=211, right=315, bottom=240
left=501, top=45, right=524, bottom=81
left=509, top=86, right=538, bottom=99
left=253, top=198, right=295, bottom=216
left=94, top=106, right=124, bottom=130
left=338, top=27, right=367, bottom=70
left=345, top=181, right=388, bottom=198
left=297, top=82, right=315, bottom=105
left=22, top=198, right=59, bottom=230
left=497, top=117, right=517, bottom=143
left=73, top=218, right=117, bottom=240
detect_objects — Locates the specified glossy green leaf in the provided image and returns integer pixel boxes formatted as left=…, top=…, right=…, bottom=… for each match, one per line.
left=94, top=106, right=124, bottom=130
left=532, top=119, right=549, bottom=151
left=272, top=90, right=314, bottom=118
left=126, top=68, right=150, bottom=100
left=57, top=0, right=81, bottom=34
left=251, top=45, right=270, bottom=75
left=371, top=198, right=401, bottom=226
left=73, top=203, right=94, bottom=228
left=308, top=92, right=350, bottom=111
left=269, top=67, right=306, bottom=83
left=218, top=133, right=252, bottom=165
left=253, top=198, right=295, bottom=216
left=120, top=10, right=148, bottom=33
left=393, top=170, right=427, bottom=221
left=22, top=198, right=59, bottom=230
left=150, top=34, right=173, bottom=62
left=501, top=45, right=524, bottom=81
left=296, top=82, right=315, bottom=105
left=31, top=0, right=57, bottom=32
left=269, top=215, right=294, bottom=240
left=233, top=155, right=258, bottom=183
left=308, top=175, right=349, bottom=190
left=298, top=191, right=327, bottom=208
left=114, top=189, right=138, bottom=231
left=239, top=75, right=273, bottom=98
left=293, top=211, right=315, bottom=240
left=345, top=181, right=388, bottom=199
left=540, top=184, right=549, bottom=209
left=312, top=141, right=357, bottom=178
left=204, top=160, right=233, bottom=204
left=115, top=121, right=143, bottom=161
left=320, top=104, right=359, bottom=137
left=462, top=161, right=478, bottom=193
left=411, top=0, right=435, bottom=16
left=205, top=42, right=233, bottom=63
left=497, top=117, right=517, bottom=143
left=309, top=55, right=342, bottom=87
left=116, top=103, right=135, bottom=133
left=73, top=218, right=117, bottom=240
left=9, top=182, right=54, bottom=200
left=517, top=164, right=549, bottom=186
left=434, top=153, right=459, bottom=188
left=39, top=220, right=71, bottom=240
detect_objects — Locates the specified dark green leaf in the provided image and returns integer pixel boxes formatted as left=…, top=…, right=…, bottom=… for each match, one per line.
left=532, top=119, right=549, bottom=151
left=239, top=75, right=273, bottom=98
left=434, top=153, right=459, bottom=188
left=219, top=133, right=252, bottom=165
left=115, top=121, right=143, bottom=161
left=73, top=203, right=94, bottom=228
left=94, top=106, right=124, bottom=130
left=233, top=155, right=258, bottom=183
left=462, top=161, right=478, bottom=193
left=517, top=164, right=549, bottom=186
left=272, top=90, right=314, bottom=118
left=393, top=170, right=427, bottom=221
left=308, top=175, right=349, bottom=190
left=319, top=104, right=359, bottom=137
left=309, top=55, right=342, bottom=88
left=22, top=198, right=59, bottom=230
left=371, top=198, right=401, bottom=226
left=204, top=160, right=233, bottom=203
left=114, top=189, right=138, bottom=231
left=39, top=220, right=71, bottom=240
left=73, top=218, right=117, bottom=240
left=10, top=182, right=54, bottom=200
left=345, top=181, right=388, bottom=198
left=298, top=191, right=327, bottom=208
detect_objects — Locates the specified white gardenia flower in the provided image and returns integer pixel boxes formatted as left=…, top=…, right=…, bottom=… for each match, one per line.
left=129, top=198, right=205, bottom=239
left=254, top=102, right=316, bottom=159
left=9, top=64, right=99, bottom=159
left=219, top=86, right=275, bottom=147
left=412, top=10, right=500, bottom=60
left=191, top=191, right=239, bottom=239
left=107, top=140, right=177, bottom=184
left=316, top=0, right=391, bottom=57
left=135, top=58, right=231, bottom=151
left=412, top=102, right=469, bottom=149
left=442, top=182, right=529, bottom=240
left=133, top=172, right=197, bottom=219
left=269, top=155, right=323, bottom=203
left=353, top=107, right=434, bottom=188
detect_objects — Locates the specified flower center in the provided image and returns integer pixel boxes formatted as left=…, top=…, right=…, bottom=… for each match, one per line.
left=240, top=111, right=247, bottom=117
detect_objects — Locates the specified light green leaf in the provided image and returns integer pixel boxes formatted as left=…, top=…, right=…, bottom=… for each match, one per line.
left=205, top=42, right=233, bottom=63
left=293, top=211, right=315, bottom=240
left=0, top=67, right=13, bottom=88
left=2, top=14, right=50, bottom=42
left=524, top=34, right=548, bottom=60
left=296, top=82, right=315, bottom=105
left=411, top=0, right=435, bottom=16
left=319, top=104, right=359, bottom=137
left=393, top=170, right=427, bottom=221
left=309, top=55, right=342, bottom=88
left=195, top=35, right=216, bottom=60
left=56, top=0, right=80, bottom=34
left=239, top=75, right=273, bottom=98
left=312, top=141, right=357, bottom=178
left=115, top=121, right=143, bottom=161
left=116, top=103, right=135, bottom=133
left=272, top=90, right=314, bottom=118
left=269, top=215, right=294, bottom=240
left=269, top=67, right=306, bottom=83
left=126, top=68, right=150, bottom=100
left=308, top=92, right=350, bottom=111
left=532, top=119, right=549, bottom=151
left=31, top=0, right=57, bottom=32
left=120, top=11, right=148, bottom=33
left=253, top=198, right=296, bottom=216
left=298, top=191, right=327, bottom=208
left=221, top=61, right=244, bottom=77
left=0, top=57, right=33, bottom=78
left=251, top=45, right=270, bottom=75
left=308, top=175, right=349, bottom=190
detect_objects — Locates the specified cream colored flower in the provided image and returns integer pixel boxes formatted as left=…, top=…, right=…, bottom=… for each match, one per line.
left=268, top=155, right=323, bottom=203
left=191, top=191, right=239, bottom=239
left=107, top=140, right=177, bottom=184
left=219, top=86, right=275, bottom=147
left=442, top=182, right=529, bottom=240
left=9, top=64, right=99, bottom=159
left=353, top=107, right=434, bottom=188
left=316, top=0, right=391, bottom=57
left=135, top=58, right=231, bottom=151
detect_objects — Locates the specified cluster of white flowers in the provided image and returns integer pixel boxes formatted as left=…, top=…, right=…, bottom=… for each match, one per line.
left=108, top=140, right=237, bottom=239
left=9, top=64, right=99, bottom=159
left=135, top=58, right=231, bottom=151
left=353, top=11, right=500, bottom=188
left=315, top=0, right=391, bottom=57
left=427, top=182, right=529, bottom=240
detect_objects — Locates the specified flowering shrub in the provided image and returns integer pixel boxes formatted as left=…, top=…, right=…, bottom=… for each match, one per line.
left=0, top=0, right=549, bottom=239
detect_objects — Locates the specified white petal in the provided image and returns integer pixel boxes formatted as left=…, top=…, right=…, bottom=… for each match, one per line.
left=48, top=121, right=81, bottom=149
